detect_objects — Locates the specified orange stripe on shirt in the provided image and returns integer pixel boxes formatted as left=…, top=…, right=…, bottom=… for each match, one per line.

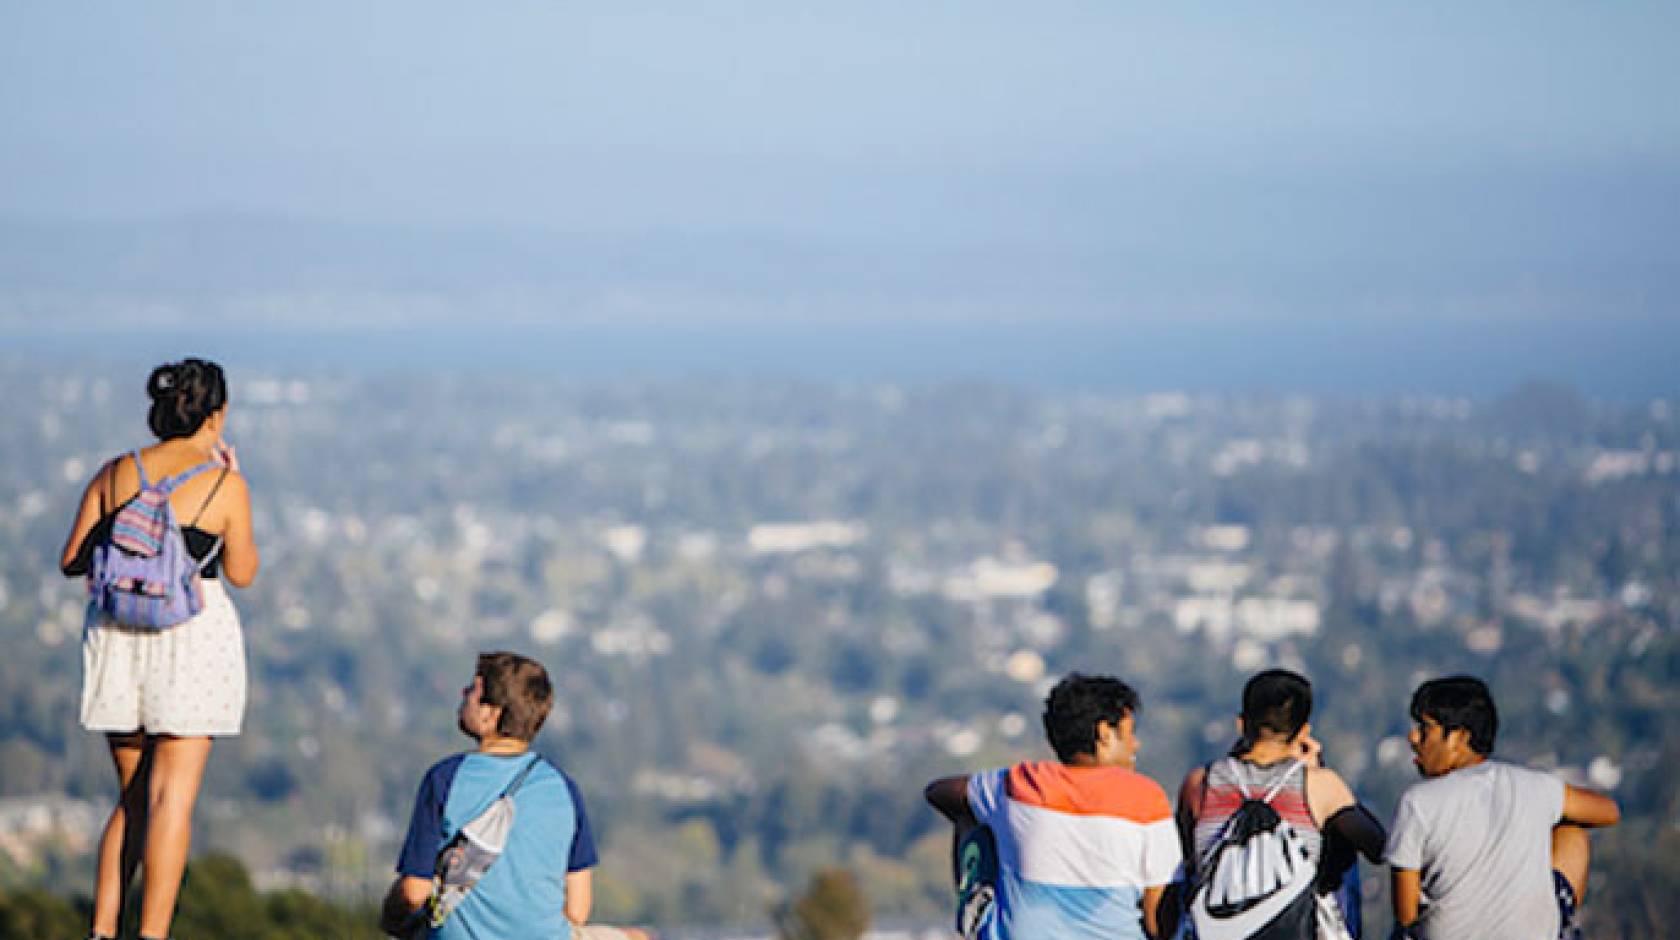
left=1005, top=760, right=1173, bottom=822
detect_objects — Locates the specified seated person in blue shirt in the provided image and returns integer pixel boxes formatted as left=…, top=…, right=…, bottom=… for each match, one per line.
left=380, top=651, right=652, bottom=940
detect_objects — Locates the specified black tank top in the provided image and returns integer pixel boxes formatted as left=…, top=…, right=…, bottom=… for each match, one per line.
left=68, top=515, right=224, bottom=579
left=67, top=461, right=229, bottom=579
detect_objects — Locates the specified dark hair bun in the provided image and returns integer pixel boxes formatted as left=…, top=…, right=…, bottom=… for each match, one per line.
left=147, top=358, right=228, bottom=439
left=148, top=366, right=181, bottom=400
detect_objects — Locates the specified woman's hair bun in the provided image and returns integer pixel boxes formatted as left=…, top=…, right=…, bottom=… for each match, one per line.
left=147, top=364, right=183, bottom=400
left=146, top=358, right=227, bottom=440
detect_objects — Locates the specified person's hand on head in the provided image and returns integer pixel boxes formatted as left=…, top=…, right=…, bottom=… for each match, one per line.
left=214, top=439, right=240, bottom=473
left=1298, top=733, right=1324, bottom=768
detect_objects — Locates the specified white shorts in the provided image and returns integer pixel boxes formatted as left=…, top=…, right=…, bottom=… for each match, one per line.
left=81, top=578, right=247, bottom=737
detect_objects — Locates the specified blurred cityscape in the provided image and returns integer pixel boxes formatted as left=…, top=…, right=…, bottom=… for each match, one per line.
left=0, top=359, right=1675, bottom=936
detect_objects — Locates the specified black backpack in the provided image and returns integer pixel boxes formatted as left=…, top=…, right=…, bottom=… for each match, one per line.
left=1189, top=760, right=1319, bottom=940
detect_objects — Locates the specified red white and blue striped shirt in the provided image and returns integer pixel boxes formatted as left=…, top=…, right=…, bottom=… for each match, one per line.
left=967, top=761, right=1182, bottom=940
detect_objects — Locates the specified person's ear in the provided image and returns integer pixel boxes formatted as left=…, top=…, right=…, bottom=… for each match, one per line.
left=1099, top=719, right=1125, bottom=752
left=1445, top=726, right=1473, bottom=754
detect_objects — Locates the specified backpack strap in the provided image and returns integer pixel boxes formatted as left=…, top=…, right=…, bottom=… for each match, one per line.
left=1229, top=756, right=1255, bottom=800
left=500, top=754, right=544, bottom=800
left=189, top=467, right=230, bottom=527
left=1228, top=757, right=1304, bottom=804
left=1258, top=760, right=1304, bottom=803
left=158, top=460, right=223, bottom=493
left=187, top=467, right=230, bottom=572
left=104, top=456, right=120, bottom=513
left=129, top=449, right=150, bottom=488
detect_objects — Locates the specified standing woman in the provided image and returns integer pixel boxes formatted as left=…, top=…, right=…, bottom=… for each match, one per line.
left=60, top=358, right=259, bottom=940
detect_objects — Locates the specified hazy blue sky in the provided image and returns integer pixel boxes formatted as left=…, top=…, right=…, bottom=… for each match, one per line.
left=3, top=2, right=1677, bottom=392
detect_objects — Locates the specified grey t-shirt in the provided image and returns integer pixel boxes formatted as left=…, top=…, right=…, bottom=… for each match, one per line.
left=1385, top=760, right=1565, bottom=940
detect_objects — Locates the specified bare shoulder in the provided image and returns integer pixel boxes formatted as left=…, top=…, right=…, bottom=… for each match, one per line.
left=1306, top=765, right=1357, bottom=821
left=88, top=456, right=118, bottom=493
left=217, top=468, right=251, bottom=498
left=106, top=451, right=138, bottom=490
left=1307, top=765, right=1354, bottom=795
left=200, top=468, right=252, bottom=524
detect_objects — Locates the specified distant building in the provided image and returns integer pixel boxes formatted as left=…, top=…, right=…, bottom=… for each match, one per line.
left=942, top=557, right=1057, bottom=601
left=748, top=520, right=867, bottom=554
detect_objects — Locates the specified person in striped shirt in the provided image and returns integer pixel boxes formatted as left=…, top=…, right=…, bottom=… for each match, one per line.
left=926, top=673, right=1182, bottom=939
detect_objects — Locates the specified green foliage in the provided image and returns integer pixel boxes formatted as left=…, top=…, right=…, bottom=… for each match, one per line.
left=0, top=887, right=83, bottom=940
left=775, top=868, right=870, bottom=940
left=173, top=852, right=264, bottom=937
left=263, top=889, right=383, bottom=940
left=167, top=853, right=381, bottom=940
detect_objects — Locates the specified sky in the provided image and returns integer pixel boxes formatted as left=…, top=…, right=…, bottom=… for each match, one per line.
left=3, top=2, right=1677, bottom=394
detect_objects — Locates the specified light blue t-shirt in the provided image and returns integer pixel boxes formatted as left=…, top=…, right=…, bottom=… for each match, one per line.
left=398, top=752, right=597, bottom=940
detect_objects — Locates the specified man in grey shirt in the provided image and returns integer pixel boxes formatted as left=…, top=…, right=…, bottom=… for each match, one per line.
left=1385, top=676, right=1619, bottom=939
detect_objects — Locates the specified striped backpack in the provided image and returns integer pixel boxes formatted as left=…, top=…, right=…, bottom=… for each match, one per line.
left=88, top=450, right=225, bottom=629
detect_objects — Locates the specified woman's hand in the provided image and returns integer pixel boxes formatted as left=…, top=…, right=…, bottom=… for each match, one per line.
left=1297, top=733, right=1324, bottom=768
left=213, top=438, right=240, bottom=474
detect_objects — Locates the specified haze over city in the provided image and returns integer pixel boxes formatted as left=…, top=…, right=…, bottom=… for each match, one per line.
left=3, top=2, right=1676, bottom=395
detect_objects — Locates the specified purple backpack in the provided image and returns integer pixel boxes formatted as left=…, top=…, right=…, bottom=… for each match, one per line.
left=89, top=450, right=225, bottom=629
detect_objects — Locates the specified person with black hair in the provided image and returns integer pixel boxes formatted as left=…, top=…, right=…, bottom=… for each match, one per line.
left=925, top=672, right=1181, bottom=939
left=59, top=358, right=259, bottom=940
left=1386, top=676, right=1619, bottom=940
left=1174, top=669, right=1386, bottom=939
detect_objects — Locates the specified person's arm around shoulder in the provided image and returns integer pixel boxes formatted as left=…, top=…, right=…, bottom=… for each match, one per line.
left=924, top=775, right=975, bottom=825
left=1561, top=783, right=1619, bottom=828
left=212, top=470, right=260, bottom=588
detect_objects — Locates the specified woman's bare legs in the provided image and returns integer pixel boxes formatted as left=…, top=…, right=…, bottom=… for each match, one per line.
left=136, top=735, right=214, bottom=939
left=91, top=732, right=152, bottom=938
